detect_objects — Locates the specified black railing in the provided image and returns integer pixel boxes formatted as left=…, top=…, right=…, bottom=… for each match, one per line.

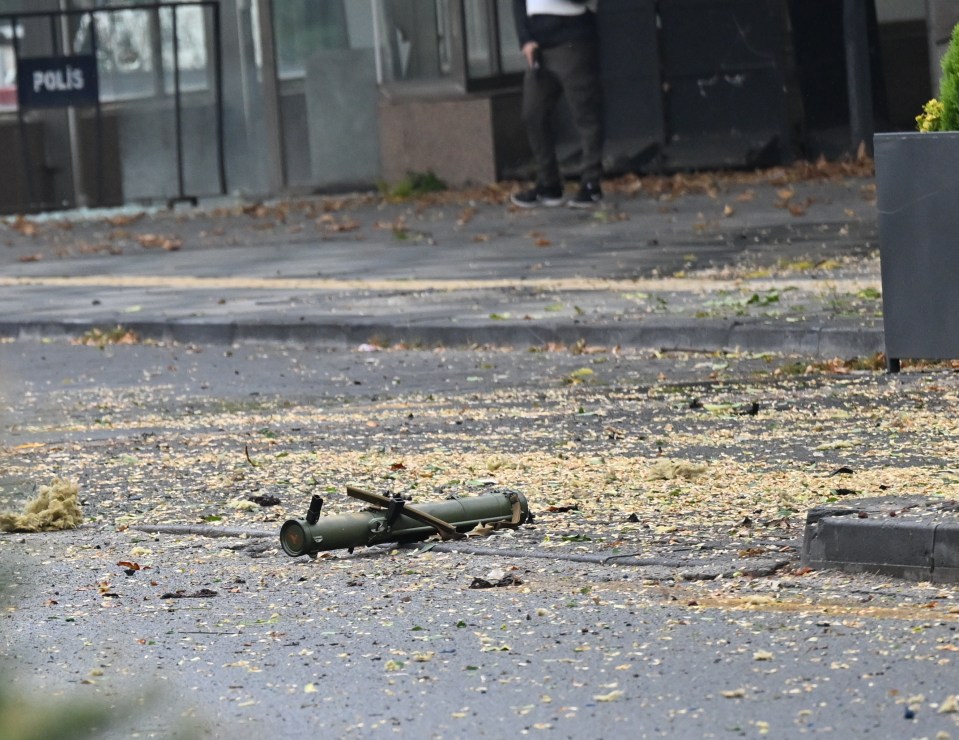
left=1, top=1, right=225, bottom=210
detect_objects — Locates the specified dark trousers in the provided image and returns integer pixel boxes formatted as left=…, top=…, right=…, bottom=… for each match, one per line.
left=522, top=39, right=604, bottom=188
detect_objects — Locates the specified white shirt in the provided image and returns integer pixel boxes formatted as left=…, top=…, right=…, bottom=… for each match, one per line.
left=527, top=0, right=598, bottom=15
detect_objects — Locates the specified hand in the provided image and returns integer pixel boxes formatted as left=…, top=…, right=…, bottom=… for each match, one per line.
left=522, top=42, right=539, bottom=69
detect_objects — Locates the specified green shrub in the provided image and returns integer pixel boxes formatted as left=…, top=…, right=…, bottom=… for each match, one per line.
left=918, top=22, right=959, bottom=131
left=940, top=23, right=959, bottom=130
left=383, top=170, right=447, bottom=199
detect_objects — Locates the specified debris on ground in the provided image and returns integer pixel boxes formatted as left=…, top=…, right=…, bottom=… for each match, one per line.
left=469, top=568, right=524, bottom=589
left=647, top=459, right=708, bottom=482
left=0, top=478, right=82, bottom=532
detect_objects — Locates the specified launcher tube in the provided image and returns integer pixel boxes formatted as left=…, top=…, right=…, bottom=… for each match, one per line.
left=279, top=490, right=528, bottom=557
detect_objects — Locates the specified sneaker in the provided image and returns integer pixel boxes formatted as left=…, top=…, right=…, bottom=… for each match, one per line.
left=568, top=181, right=603, bottom=208
left=510, top=184, right=564, bottom=208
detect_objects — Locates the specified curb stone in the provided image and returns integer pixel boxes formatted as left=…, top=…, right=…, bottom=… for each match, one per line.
left=0, top=317, right=885, bottom=357
left=801, top=496, right=959, bottom=583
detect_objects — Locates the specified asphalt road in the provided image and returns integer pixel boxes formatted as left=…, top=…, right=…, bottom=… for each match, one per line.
left=4, top=339, right=959, bottom=738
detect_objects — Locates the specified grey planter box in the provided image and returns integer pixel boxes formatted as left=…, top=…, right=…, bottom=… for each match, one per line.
left=876, top=131, right=959, bottom=371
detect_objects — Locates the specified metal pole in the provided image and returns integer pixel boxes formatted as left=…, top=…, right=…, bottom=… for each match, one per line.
left=12, top=15, right=37, bottom=211
left=371, top=0, right=384, bottom=84
left=49, top=13, right=59, bottom=55
left=171, top=4, right=186, bottom=201
left=149, top=7, right=164, bottom=97
left=212, top=1, right=226, bottom=195
left=843, top=0, right=874, bottom=156
left=654, top=0, right=670, bottom=166
left=91, top=10, right=103, bottom=206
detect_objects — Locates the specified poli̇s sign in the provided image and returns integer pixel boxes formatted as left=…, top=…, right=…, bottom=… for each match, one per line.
left=16, top=55, right=99, bottom=108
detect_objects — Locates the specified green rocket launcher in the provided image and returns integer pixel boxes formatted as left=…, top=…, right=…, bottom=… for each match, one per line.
left=279, top=485, right=530, bottom=557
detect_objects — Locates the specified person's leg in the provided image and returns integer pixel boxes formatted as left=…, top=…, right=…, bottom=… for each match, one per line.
left=521, top=65, right=564, bottom=189
left=545, top=40, right=604, bottom=185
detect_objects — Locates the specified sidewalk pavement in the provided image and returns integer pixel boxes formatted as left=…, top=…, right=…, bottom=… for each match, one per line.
left=0, top=168, right=883, bottom=357
left=6, top=164, right=948, bottom=582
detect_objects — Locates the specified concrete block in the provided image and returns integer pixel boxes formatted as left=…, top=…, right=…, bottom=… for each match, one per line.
left=932, top=522, right=959, bottom=584
left=378, top=90, right=525, bottom=186
left=818, top=327, right=884, bottom=358
left=802, top=513, right=934, bottom=581
left=305, top=49, right=380, bottom=188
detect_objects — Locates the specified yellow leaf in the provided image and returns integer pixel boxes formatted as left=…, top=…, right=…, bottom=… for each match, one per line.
left=593, top=690, right=624, bottom=702
left=939, top=695, right=959, bottom=714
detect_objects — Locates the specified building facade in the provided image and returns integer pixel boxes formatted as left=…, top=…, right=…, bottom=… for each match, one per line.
left=0, top=0, right=952, bottom=213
